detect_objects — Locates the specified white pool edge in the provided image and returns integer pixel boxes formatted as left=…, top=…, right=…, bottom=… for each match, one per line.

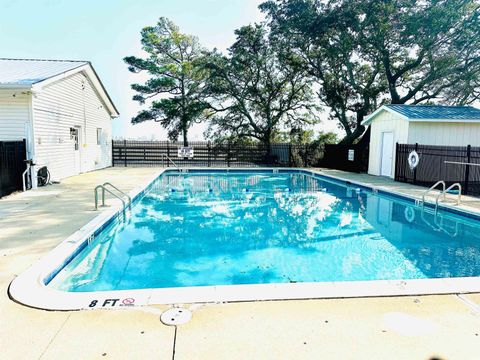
left=9, top=167, right=480, bottom=311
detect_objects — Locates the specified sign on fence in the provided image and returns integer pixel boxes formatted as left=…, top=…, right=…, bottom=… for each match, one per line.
left=177, top=146, right=194, bottom=158
left=321, top=144, right=369, bottom=173
left=348, top=149, right=355, bottom=161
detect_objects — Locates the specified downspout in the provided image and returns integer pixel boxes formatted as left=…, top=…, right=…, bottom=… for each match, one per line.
left=28, top=88, right=38, bottom=189
left=82, top=77, right=87, bottom=173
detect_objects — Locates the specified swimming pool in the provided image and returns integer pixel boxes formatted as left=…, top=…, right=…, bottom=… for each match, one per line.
left=10, top=169, right=480, bottom=310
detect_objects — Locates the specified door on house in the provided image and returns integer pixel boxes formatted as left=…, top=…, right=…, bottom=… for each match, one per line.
left=380, top=132, right=394, bottom=177
left=72, top=126, right=82, bottom=175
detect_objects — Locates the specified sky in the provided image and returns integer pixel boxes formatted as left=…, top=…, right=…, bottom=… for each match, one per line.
left=0, top=0, right=338, bottom=140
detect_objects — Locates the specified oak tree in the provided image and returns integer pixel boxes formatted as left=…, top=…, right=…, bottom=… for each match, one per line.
left=203, top=24, right=317, bottom=151
left=261, top=0, right=480, bottom=143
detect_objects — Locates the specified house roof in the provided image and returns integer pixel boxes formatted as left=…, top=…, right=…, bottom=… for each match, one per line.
left=0, top=58, right=88, bottom=85
left=362, top=104, right=480, bottom=125
left=0, top=58, right=119, bottom=117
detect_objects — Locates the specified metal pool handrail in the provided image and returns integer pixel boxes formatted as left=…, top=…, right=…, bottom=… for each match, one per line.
left=94, top=183, right=132, bottom=218
left=163, top=154, right=179, bottom=168
left=95, top=185, right=125, bottom=212
left=102, top=182, right=132, bottom=211
left=421, top=180, right=446, bottom=206
left=435, top=183, right=462, bottom=212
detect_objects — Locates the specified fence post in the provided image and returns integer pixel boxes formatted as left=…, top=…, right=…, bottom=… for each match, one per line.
left=289, top=144, right=292, bottom=167
left=124, top=139, right=127, bottom=167
left=22, top=139, right=27, bottom=181
left=227, top=143, right=231, bottom=167
left=167, top=141, right=170, bottom=158
left=465, top=144, right=471, bottom=195
left=18, top=140, right=24, bottom=189
left=394, top=143, right=399, bottom=181
left=0, top=141, right=3, bottom=196
left=111, top=140, right=115, bottom=167
left=413, top=143, right=418, bottom=184
left=208, top=141, right=211, bottom=167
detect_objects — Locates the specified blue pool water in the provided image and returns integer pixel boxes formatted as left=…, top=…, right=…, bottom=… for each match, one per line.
left=50, top=170, right=480, bottom=292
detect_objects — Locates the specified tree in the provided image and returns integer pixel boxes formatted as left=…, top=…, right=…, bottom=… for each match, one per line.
left=261, top=0, right=480, bottom=144
left=261, top=0, right=385, bottom=144
left=357, top=0, right=480, bottom=105
left=124, top=17, right=209, bottom=145
left=203, top=24, right=317, bottom=152
left=274, top=128, right=337, bottom=145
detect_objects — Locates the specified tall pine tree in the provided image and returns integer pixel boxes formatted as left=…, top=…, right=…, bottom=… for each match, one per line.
left=124, top=17, right=209, bottom=145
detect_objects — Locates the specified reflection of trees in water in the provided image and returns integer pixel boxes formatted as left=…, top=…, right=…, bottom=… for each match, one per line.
left=126, top=173, right=368, bottom=264
left=155, top=172, right=336, bottom=193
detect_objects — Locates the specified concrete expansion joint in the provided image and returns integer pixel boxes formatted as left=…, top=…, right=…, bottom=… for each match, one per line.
left=38, top=313, right=71, bottom=359
left=456, top=294, right=480, bottom=314
left=171, top=325, right=177, bottom=360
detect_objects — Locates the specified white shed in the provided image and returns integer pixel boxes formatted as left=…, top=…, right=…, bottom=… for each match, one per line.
left=0, top=58, right=119, bottom=184
left=362, top=104, right=480, bottom=178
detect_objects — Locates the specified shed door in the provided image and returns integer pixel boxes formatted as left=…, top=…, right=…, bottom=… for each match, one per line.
left=380, top=132, right=394, bottom=177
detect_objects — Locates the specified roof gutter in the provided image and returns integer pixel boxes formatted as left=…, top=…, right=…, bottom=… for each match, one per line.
left=408, top=118, right=480, bottom=123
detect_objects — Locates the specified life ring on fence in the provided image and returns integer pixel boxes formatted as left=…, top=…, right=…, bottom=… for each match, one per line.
left=408, top=150, right=420, bottom=170
left=404, top=206, right=416, bottom=223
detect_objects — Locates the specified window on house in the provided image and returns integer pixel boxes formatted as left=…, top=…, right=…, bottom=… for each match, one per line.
left=97, top=128, right=102, bottom=145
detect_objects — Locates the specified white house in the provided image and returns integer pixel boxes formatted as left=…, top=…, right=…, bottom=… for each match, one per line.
left=362, top=104, right=480, bottom=178
left=0, top=58, right=119, bottom=184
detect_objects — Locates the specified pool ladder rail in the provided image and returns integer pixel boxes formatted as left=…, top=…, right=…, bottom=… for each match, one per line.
left=420, top=180, right=462, bottom=213
left=434, top=183, right=462, bottom=212
left=94, top=182, right=132, bottom=216
left=163, top=154, right=179, bottom=168
left=420, top=180, right=445, bottom=206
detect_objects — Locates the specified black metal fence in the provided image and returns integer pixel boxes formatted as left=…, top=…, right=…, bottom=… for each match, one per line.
left=112, top=140, right=323, bottom=168
left=321, top=143, right=369, bottom=173
left=0, top=140, right=27, bottom=198
left=395, top=143, right=480, bottom=196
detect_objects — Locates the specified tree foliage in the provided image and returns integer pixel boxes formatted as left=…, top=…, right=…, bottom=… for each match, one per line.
left=124, top=17, right=209, bottom=145
left=261, top=0, right=480, bottom=143
left=274, top=128, right=337, bottom=145
left=203, top=24, right=318, bottom=150
left=358, top=0, right=480, bottom=105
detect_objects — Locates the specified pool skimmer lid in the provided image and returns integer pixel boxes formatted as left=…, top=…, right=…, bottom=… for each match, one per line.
left=160, top=308, right=192, bottom=326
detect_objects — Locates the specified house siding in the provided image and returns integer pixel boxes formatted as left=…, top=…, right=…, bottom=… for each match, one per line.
left=407, top=122, right=480, bottom=146
left=0, top=89, right=30, bottom=142
left=33, top=72, right=112, bottom=180
left=367, top=111, right=409, bottom=178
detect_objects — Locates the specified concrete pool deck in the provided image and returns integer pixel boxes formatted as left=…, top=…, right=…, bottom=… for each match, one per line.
left=1, top=167, right=479, bottom=359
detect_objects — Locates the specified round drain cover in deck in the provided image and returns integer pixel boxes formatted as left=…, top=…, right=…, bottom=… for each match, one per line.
left=160, top=308, right=192, bottom=326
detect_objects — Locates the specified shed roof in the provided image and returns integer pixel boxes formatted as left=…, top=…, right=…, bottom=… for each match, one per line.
left=362, top=104, right=480, bottom=125
left=0, top=58, right=119, bottom=117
